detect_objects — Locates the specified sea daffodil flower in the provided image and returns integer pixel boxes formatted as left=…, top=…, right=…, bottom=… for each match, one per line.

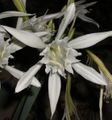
left=0, top=33, right=14, bottom=68
left=76, top=0, right=99, bottom=27
left=21, top=12, right=63, bottom=31
left=0, top=26, right=41, bottom=89
left=2, top=2, right=112, bottom=117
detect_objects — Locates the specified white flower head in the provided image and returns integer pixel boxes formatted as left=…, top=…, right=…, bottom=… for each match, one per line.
left=0, top=34, right=14, bottom=68
left=40, top=38, right=81, bottom=76
left=21, top=12, right=63, bottom=32
left=76, top=0, right=99, bottom=27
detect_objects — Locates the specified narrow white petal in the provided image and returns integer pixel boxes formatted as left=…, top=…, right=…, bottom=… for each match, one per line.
left=5, top=65, right=41, bottom=92
left=40, top=47, right=49, bottom=56
left=0, top=26, right=6, bottom=32
left=20, top=0, right=26, bottom=7
left=11, top=42, right=25, bottom=51
left=0, top=11, right=32, bottom=19
left=39, top=57, right=49, bottom=64
left=39, top=12, right=64, bottom=21
left=78, top=14, right=99, bottom=27
left=48, top=73, right=61, bottom=117
left=34, top=31, right=49, bottom=37
left=15, top=64, right=42, bottom=92
left=16, top=17, right=23, bottom=29
left=69, top=31, right=112, bottom=49
left=31, top=78, right=41, bottom=87
left=76, top=0, right=86, bottom=5
left=58, top=68, right=66, bottom=78
left=76, top=1, right=96, bottom=9
left=65, top=64, right=74, bottom=74
left=45, top=65, right=51, bottom=74
left=2, top=26, right=46, bottom=49
left=56, top=3, right=76, bottom=40
left=68, top=48, right=81, bottom=57
left=72, top=62, right=107, bottom=85
left=5, top=65, right=23, bottom=79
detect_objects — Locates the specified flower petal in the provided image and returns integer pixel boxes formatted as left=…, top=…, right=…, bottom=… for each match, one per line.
left=68, top=31, right=112, bottom=49
left=2, top=25, right=46, bottom=49
left=21, top=0, right=26, bottom=7
left=76, top=0, right=86, bottom=5
left=16, top=17, right=23, bottom=29
left=34, top=31, right=49, bottom=37
left=30, top=78, right=41, bottom=88
left=11, top=41, right=25, bottom=51
left=0, top=11, right=32, bottom=19
left=39, top=12, right=64, bottom=21
left=15, top=64, right=42, bottom=92
left=5, top=65, right=41, bottom=92
left=78, top=14, right=99, bottom=27
left=76, top=1, right=96, bottom=9
left=72, top=62, right=107, bottom=85
left=65, top=64, right=74, bottom=74
left=5, top=65, right=23, bottom=79
left=0, top=26, right=6, bottom=32
left=55, top=3, right=76, bottom=40
left=48, top=73, right=61, bottom=117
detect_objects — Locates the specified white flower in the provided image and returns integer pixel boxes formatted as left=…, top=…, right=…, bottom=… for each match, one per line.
left=21, top=12, right=63, bottom=32
left=0, top=33, right=14, bottom=68
left=76, top=0, right=99, bottom=27
left=2, top=2, right=112, bottom=117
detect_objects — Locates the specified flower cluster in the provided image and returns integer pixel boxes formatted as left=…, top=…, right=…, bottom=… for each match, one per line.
left=0, top=0, right=112, bottom=119
left=0, top=32, right=14, bottom=68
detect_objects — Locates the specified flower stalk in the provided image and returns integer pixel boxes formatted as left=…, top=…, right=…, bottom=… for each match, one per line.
left=65, top=73, right=79, bottom=120
left=67, top=0, right=75, bottom=6
left=86, top=50, right=112, bottom=82
left=12, top=0, right=28, bottom=21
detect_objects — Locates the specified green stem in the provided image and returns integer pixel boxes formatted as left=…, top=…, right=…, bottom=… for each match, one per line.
left=11, top=95, right=27, bottom=120
left=67, top=0, right=75, bottom=6
left=65, top=73, right=80, bottom=120
left=12, top=0, right=28, bottom=21
left=87, top=50, right=112, bottom=82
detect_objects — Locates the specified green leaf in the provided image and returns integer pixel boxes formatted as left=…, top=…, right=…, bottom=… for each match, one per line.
left=11, top=95, right=27, bottom=120
left=18, top=87, right=40, bottom=120
left=11, top=87, right=40, bottom=120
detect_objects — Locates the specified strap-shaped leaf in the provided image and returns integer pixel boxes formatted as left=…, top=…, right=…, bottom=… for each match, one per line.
left=18, top=87, right=40, bottom=120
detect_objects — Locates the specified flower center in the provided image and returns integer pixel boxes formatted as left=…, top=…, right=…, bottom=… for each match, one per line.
left=48, top=42, right=67, bottom=69
left=40, top=39, right=81, bottom=75
left=0, top=47, right=5, bottom=59
left=0, top=40, right=12, bottom=68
